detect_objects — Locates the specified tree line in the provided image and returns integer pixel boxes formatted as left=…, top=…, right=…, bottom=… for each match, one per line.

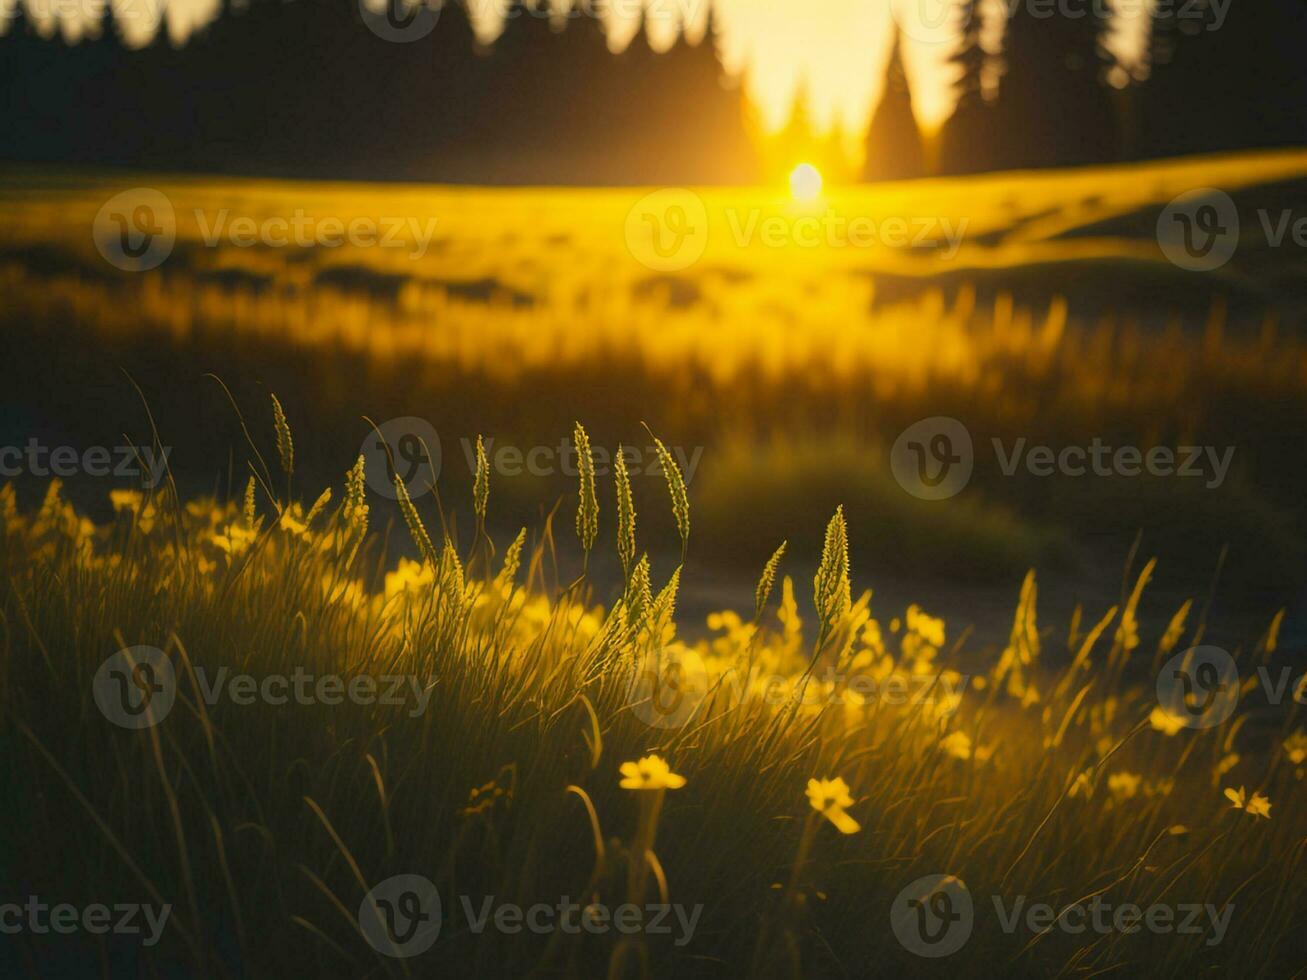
left=2, top=0, right=1304, bottom=184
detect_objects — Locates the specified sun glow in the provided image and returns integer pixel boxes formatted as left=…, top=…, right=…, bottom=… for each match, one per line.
left=789, top=163, right=824, bottom=202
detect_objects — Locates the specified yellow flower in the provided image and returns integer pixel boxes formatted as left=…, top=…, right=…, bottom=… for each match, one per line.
left=109, top=489, right=156, bottom=534
left=109, top=489, right=143, bottom=512
left=1283, top=731, right=1307, bottom=766
left=805, top=777, right=861, bottom=834
left=619, top=755, right=686, bottom=792
left=209, top=522, right=257, bottom=556
left=278, top=504, right=310, bottom=538
left=384, top=557, right=434, bottom=599
left=1107, top=772, right=1141, bottom=801
left=1148, top=705, right=1186, bottom=736
left=940, top=731, right=972, bottom=760
left=1224, top=786, right=1271, bottom=819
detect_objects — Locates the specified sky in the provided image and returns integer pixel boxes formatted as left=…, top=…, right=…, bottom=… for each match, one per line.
left=8, top=0, right=1153, bottom=134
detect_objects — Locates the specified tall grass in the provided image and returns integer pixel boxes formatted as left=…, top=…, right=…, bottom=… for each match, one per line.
left=1, top=408, right=1302, bottom=978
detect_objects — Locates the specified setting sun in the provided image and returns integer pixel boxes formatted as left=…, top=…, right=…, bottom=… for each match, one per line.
left=790, top=162, right=823, bottom=201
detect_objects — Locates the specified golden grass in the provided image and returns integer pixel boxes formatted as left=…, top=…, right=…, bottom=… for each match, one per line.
left=1, top=404, right=1302, bottom=977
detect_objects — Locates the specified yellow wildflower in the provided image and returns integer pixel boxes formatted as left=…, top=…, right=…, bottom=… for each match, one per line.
left=805, top=777, right=860, bottom=834
left=1284, top=731, right=1307, bottom=766
left=1148, top=705, right=1187, bottom=736
left=1107, top=772, right=1141, bottom=801
left=1224, top=786, right=1271, bottom=819
left=940, top=731, right=972, bottom=760
left=619, top=755, right=686, bottom=792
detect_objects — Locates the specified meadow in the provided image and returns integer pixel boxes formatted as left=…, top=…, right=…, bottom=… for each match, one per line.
left=3, top=151, right=1307, bottom=629
left=1, top=406, right=1303, bottom=977
left=2, top=151, right=1307, bottom=975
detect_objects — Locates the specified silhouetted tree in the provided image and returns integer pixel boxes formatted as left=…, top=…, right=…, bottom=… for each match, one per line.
left=990, top=0, right=1117, bottom=169
left=862, top=27, right=924, bottom=182
left=937, top=0, right=997, bottom=175
left=1136, top=0, right=1307, bottom=160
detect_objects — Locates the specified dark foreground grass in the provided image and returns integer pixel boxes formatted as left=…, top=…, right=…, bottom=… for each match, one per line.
left=1, top=411, right=1304, bottom=978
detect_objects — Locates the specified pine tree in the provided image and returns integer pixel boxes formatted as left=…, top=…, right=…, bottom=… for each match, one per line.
left=990, top=0, right=1118, bottom=169
left=862, top=27, right=925, bottom=182
left=937, top=0, right=996, bottom=175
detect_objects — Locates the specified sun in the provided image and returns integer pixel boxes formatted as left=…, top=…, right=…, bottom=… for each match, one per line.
left=789, top=163, right=823, bottom=203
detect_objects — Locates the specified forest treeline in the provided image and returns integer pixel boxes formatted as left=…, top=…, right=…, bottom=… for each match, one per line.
left=1, top=0, right=1305, bottom=183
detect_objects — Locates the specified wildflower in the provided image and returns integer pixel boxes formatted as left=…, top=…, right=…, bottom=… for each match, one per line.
left=279, top=504, right=310, bottom=538
left=109, top=489, right=143, bottom=513
left=619, top=755, right=686, bottom=792
left=1107, top=772, right=1141, bottom=801
left=805, top=777, right=860, bottom=834
left=940, top=731, right=972, bottom=760
left=209, top=522, right=257, bottom=556
left=1283, top=731, right=1307, bottom=766
left=109, top=488, right=157, bottom=534
left=1224, top=786, right=1271, bottom=819
left=1148, top=705, right=1187, bottom=736
left=385, top=557, right=434, bottom=599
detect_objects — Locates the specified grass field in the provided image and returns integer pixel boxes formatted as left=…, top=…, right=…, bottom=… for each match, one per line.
left=1, top=152, right=1306, bottom=976
left=1, top=408, right=1304, bottom=977
left=3, top=151, right=1307, bottom=625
